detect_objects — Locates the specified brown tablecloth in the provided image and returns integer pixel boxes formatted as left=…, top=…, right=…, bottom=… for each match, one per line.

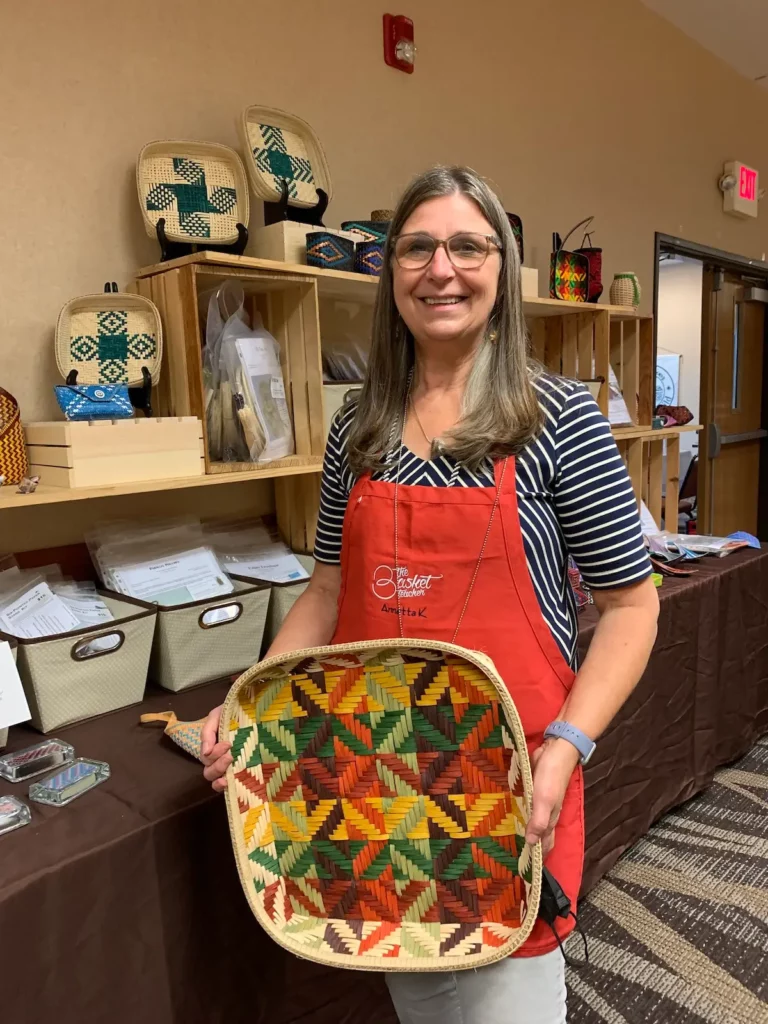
left=1, top=548, right=767, bottom=1024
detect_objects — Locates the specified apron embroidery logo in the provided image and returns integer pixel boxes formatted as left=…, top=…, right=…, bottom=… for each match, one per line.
left=372, top=564, right=443, bottom=600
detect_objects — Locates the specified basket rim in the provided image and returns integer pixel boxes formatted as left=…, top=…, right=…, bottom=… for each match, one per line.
left=239, top=105, right=333, bottom=207
left=221, top=637, right=543, bottom=972
left=136, top=139, right=250, bottom=244
left=55, top=292, right=164, bottom=386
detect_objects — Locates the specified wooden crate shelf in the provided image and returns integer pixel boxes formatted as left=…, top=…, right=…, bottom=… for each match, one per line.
left=0, top=456, right=323, bottom=511
left=613, top=425, right=701, bottom=528
left=610, top=316, right=654, bottom=426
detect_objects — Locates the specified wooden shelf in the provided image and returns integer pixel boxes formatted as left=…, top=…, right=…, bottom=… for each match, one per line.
left=137, top=251, right=380, bottom=304
left=0, top=456, right=323, bottom=510
left=522, top=296, right=638, bottom=319
left=611, top=423, right=701, bottom=441
left=136, top=252, right=644, bottom=317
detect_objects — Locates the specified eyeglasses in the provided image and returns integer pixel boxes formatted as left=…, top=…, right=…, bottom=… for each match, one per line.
left=393, top=232, right=502, bottom=270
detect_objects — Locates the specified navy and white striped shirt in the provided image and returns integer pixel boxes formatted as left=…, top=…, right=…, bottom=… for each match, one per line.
left=314, top=374, right=651, bottom=667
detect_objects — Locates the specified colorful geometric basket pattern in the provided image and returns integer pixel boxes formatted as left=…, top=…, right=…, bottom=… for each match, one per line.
left=341, top=220, right=390, bottom=244
left=354, top=241, right=384, bottom=277
left=0, top=387, right=28, bottom=486
left=140, top=711, right=205, bottom=760
left=247, top=122, right=317, bottom=205
left=224, top=645, right=539, bottom=970
left=141, top=155, right=239, bottom=241
left=67, top=310, right=158, bottom=385
left=306, top=232, right=355, bottom=271
left=549, top=250, right=589, bottom=302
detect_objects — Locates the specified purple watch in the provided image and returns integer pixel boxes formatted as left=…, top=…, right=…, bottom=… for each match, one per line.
left=543, top=720, right=596, bottom=765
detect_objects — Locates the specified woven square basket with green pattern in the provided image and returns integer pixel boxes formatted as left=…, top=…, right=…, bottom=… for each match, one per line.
left=55, top=293, right=163, bottom=387
left=239, top=105, right=333, bottom=209
left=221, top=638, right=542, bottom=971
left=137, top=140, right=249, bottom=245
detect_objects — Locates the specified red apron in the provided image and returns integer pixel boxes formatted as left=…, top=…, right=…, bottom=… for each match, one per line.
left=331, top=457, right=583, bottom=956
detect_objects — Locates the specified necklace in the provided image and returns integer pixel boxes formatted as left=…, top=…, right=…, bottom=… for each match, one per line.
left=409, top=396, right=435, bottom=447
left=394, top=377, right=506, bottom=642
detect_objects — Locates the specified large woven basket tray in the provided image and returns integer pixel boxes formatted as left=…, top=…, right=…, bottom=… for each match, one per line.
left=221, top=639, right=542, bottom=972
left=137, top=140, right=249, bottom=245
left=239, top=105, right=333, bottom=208
left=55, top=293, right=163, bottom=387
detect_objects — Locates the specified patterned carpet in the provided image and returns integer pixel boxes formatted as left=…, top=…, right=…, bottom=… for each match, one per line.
left=566, top=736, right=768, bottom=1024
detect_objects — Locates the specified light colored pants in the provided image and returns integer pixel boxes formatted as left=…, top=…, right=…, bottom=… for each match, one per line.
left=385, top=949, right=567, bottom=1024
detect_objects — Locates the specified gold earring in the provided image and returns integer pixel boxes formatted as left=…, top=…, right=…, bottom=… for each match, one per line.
left=488, top=330, right=498, bottom=343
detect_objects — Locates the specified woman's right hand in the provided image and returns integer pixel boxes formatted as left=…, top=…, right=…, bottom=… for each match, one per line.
left=201, top=703, right=232, bottom=793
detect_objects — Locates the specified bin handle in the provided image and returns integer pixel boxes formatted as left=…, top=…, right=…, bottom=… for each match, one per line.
left=198, top=602, right=243, bottom=629
left=71, top=630, right=125, bottom=661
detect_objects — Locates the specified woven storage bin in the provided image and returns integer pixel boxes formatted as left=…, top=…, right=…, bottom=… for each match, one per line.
left=354, top=240, right=384, bottom=277
left=133, top=579, right=271, bottom=693
left=220, top=638, right=541, bottom=971
left=0, top=639, right=18, bottom=749
left=234, top=553, right=315, bottom=654
left=240, top=106, right=333, bottom=208
left=0, top=387, right=28, bottom=486
left=305, top=231, right=355, bottom=272
left=55, top=293, right=163, bottom=387
left=341, top=220, right=389, bottom=243
left=0, top=595, right=156, bottom=734
left=137, top=140, right=249, bottom=245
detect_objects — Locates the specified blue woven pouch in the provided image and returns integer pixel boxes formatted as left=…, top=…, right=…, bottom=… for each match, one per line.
left=54, top=384, right=133, bottom=421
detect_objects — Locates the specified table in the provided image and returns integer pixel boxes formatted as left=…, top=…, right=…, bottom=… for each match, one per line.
left=1, top=548, right=767, bottom=1024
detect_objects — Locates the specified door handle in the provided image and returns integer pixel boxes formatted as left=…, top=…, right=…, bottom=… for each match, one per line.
left=708, top=422, right=721, bottom=458
left=720, top=428, right=768, bottom=445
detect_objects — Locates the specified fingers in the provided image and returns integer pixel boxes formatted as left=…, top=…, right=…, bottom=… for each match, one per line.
left=201, top=704, right=223, bottom=758
left=525, top=799, right=553, bottom=846
left=541, top=828, right=556, bottom=859
left=200, top=739, right=231, bottom=767
left=202, top=750, right=232, bottom=785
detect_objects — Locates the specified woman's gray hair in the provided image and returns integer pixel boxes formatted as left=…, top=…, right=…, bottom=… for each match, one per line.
left=347, top=165, right=543, bottom=475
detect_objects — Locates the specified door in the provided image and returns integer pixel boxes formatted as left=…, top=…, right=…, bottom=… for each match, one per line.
left=700, top=269, right=766, bottom=536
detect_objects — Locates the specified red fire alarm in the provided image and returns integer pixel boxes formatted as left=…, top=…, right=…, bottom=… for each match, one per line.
left=383, top=14, right=415, bottom=73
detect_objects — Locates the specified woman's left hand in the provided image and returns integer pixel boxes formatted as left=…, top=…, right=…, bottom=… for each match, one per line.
left=524, top=739, right=581, bottom=857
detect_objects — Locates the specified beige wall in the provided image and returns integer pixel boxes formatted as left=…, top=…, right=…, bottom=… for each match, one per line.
left=657, top=256, right=703, bottom=455
left=2, top=0, right=768, bottom=424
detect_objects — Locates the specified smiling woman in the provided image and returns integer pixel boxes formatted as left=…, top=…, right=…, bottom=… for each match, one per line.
left=201, top=167, right=659, bottom=1024
left=349, top=168, right=542, bottom=471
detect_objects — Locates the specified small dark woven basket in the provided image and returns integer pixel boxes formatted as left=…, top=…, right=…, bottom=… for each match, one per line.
left=342, top=220, right=389, bottom=244
left=306, top=232, right=355, bottom=272
left=354, top=240, right=384, bottom=277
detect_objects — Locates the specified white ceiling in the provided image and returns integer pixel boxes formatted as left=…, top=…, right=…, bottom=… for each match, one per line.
left=640, top=0, right=768, bottom=88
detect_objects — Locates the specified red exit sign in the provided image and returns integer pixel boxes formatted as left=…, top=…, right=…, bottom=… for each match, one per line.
left=723, top=161, right=759, bottom=218
left=740, top=165, right=758, bottom=201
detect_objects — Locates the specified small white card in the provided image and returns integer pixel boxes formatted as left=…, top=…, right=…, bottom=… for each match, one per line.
left=0, top=641, right=31, bottom=729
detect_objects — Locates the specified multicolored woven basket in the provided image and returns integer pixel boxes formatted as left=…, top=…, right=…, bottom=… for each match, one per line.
left=221, top=639, right=542, bottom=972
left=306, top=231, right=355, bottom=272
left=342, top=220, right=389, bottom=244
left=0, top=387, right=28, bottom=485
left=354, top=241, right=384, bottom=277
left=137, top=140, right=249, bottom=245
left=550, top=250, right=589, bottom=302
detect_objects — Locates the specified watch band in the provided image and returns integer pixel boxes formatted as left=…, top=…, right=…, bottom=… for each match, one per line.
left=543, top=720, right=596, bottom=765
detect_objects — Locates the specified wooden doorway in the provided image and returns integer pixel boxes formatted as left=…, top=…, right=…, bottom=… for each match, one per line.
left=654, top=235, right=768, bottom=539
left=699, top=271, right=766, bottom=535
